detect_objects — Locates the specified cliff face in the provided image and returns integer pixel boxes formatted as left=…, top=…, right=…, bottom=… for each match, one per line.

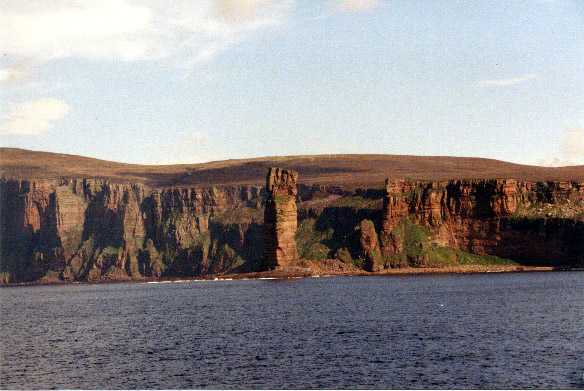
left=1, top=175, right=583, bottom=284
left=379, top=179, right=584, bottom=267
left=0, top=178, right=264, bottom=283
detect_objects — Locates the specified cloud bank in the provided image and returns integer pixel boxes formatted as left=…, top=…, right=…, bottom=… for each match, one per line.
left=561, top=128, right=584, bottom=163
left=337, top=0, right=380, bottom=12
left=536, top=129, right=584, bottom=167
left=0, top=67, right=27, bottom=83
left=0, top=98, right=70, bottom=135
left=477, top=73, right=537, bottom=88
left=0, top=0, right=294, bottom=137
left=0, top=0, right=293, bottom=66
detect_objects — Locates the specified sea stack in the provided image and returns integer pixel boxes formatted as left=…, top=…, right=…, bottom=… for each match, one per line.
left=263, top=167, right=299, bottom=269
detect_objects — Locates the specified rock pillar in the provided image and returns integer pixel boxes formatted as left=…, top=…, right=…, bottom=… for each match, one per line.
left=264, top=167, right=299, bottom=269
left=379, top=178, right=409, bottom=258
left=358, top=219, right=383, bottom=272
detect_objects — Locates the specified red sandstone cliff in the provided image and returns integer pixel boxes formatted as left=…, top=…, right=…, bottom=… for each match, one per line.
left=0, top=178, right=263, bottom=283
left=1, top=175, right=583, bottom=284
left=380, top=179, right=584, bottom=266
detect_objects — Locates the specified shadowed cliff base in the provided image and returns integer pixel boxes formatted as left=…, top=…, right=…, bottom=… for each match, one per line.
left=2, top=148, right=584, bottom=187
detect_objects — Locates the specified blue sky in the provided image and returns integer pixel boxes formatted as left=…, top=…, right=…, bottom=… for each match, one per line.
left=1, top=0, right=583, bottom=166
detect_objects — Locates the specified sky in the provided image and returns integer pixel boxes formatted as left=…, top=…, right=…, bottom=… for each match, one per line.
left=1, top=0, right=583, bottom=166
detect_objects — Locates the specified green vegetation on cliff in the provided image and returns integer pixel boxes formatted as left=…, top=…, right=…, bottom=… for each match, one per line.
left=511, top=200, right=584, bottom=221
left=425, top=246, right=518, bottom=267
left=385, top=218, right=518, bottom=268
left=296, top=218, right=333, bottom=261
left=294, top=211, right=519, bottom=271
left=385, top=218, right=430, bottom=267
left=329, top=196, right=382, bottom=210
left=212, top=207, right=263, bottom=225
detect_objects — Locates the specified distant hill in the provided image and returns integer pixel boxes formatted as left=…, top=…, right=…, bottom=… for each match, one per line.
left=1, top=148, right=583, bottom=188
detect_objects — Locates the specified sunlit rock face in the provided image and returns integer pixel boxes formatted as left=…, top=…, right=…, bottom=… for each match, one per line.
left=379, top=178, right=584, bottom=264
left=263, top=168, right=299, bottom=270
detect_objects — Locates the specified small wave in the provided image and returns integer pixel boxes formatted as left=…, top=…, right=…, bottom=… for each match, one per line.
left=146, top=280, right=190, bottom=284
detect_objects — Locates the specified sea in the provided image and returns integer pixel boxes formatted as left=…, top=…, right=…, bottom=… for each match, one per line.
left=1, top=272, right=583, bottom=389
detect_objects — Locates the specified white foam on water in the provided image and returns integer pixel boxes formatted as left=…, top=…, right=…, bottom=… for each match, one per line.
left=146, top=279, right=196, bottom=284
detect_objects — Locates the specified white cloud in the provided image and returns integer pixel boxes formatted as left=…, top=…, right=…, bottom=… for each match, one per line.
left=217, top=0, right=276, bottom=23
left=0, top=0, right=293, bottom=66
left=561, top=128, right=584, bottom=163
left=536, top=128, right=584, bottom=167
left=477, top=73, right=537, bottom=87
left=337, top=0, right=379, bottom=12
left=142, top=131, right=216, bottom=164
left=534, top=157, right=583, bottom=167
left=0, top=98, right=70, bottom=135
left=0, top=67, right=27, bottom=83
left=0, top=1, right=153, bottom=62
left=535, top=157, right=566, bottom=167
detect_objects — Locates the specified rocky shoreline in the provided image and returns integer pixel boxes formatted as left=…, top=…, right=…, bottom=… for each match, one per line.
left=2, top=265, right=579, bottom=288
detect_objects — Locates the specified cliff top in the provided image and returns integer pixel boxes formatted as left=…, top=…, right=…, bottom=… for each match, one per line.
left=266, top=168, right=299, bottom=196
left=2, top=147, right=584, bottom=188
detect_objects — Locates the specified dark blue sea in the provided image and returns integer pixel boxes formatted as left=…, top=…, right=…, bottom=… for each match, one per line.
left=1, top=272, right=583, bottom=389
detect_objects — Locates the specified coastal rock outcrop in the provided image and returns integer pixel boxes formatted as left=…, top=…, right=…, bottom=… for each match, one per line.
left=358, top=219, right=383, bottom=272
left=379, top=178, right=584, bottom=265
left=1, top=173, right=583, bottom=284
left=263, top=168, right=299, bottom=269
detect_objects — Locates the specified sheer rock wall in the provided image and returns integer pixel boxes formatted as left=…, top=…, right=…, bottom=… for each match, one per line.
left=380, top=179, right=584, bottom=265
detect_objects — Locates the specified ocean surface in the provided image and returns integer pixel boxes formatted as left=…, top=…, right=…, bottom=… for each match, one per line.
left=1, top=272, right=583, bottom=389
